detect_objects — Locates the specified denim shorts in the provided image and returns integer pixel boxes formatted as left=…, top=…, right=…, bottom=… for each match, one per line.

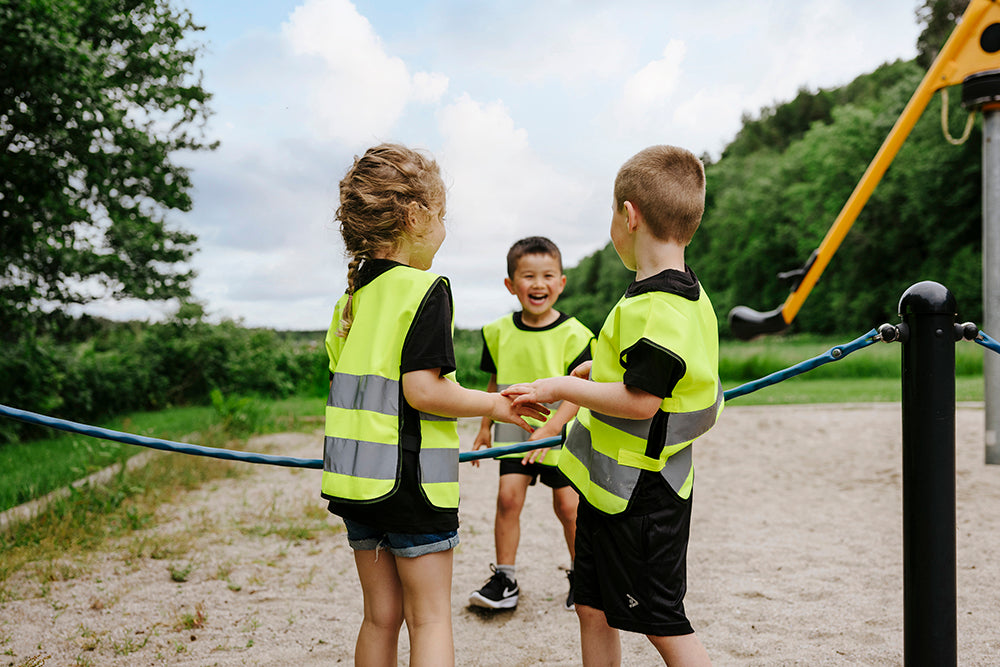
left=343, top=519, right=459, bottom=558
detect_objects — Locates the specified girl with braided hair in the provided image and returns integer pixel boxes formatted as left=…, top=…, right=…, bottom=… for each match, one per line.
left=322, top=143, right=547, bottom=666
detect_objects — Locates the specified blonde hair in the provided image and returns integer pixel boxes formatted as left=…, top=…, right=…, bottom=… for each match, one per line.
left=613, top=145, right=705, bottom=245
left=335, top=143, right=445, bottom=336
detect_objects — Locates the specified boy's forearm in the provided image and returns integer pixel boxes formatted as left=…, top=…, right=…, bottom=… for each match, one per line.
left=536, top=376, right=661, bottom=421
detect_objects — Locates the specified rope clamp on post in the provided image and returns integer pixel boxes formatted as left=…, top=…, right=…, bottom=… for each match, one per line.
left=876, top=322, right=909, bottom=344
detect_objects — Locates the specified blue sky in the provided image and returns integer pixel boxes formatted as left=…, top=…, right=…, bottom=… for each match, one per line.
left=87, top=0, right=923, bottom=331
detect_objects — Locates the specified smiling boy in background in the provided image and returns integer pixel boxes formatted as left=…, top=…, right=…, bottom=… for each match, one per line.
left=468, top=236, right=594, bottom=612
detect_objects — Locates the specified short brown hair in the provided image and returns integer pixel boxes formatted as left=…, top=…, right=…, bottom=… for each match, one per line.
left=613, top=145, right=705, bottom=244
left=506, top=236, right=562, bottom=278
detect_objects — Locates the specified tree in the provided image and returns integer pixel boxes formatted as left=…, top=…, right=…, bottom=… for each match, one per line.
left=916, top=0, right=971, bottom=68
left=0, top=0, right=215, bottom=339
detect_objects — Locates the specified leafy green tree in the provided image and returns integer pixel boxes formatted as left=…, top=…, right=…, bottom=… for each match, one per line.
left=0, top=0, right=215, bottom=340
left=564, top=56, right=983, bottom=336
left=916, top=0, right=971, bottom=68
left=702, top=59, right=981, bottom=334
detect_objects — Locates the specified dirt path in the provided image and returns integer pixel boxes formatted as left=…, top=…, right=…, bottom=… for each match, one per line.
left=3, top=405, right=999, bottom=665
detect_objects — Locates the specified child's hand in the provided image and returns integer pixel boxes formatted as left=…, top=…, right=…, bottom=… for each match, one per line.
left=522, top=446, right=550, bottom=465
left=488, top=394, right=548, bottom=433
left=521, top=423, right=557, bottom=464
left=502, top=376, right=566, bottom=406
left=471, top=424, right=493, bottom=468
left=570, top=360, right=592, bottom=380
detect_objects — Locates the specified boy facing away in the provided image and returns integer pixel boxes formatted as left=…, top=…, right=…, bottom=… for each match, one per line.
left=504, top=146, right=722, bottom=666
left=468, top=237, right=595, bottom=612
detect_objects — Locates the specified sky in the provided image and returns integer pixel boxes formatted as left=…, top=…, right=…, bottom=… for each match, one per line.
left=85, top=0, right=923, bottom=331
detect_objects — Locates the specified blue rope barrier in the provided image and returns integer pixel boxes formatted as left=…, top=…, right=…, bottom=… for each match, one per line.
left=0, top=402, right=561, bottom=467
left=975, top=330, right=1000, bottom=355
left=0, top=327, right=884, bottom=471
left=722, top=327, right=881, bottom=401
left=0, top=403, right=324, bottom=469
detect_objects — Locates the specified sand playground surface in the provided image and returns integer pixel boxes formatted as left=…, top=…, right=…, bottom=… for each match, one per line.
left=3, top=404, right=999, bottom=666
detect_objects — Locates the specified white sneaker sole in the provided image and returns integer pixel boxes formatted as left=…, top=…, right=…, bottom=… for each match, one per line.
left=468, top=591, right=519, bottom=609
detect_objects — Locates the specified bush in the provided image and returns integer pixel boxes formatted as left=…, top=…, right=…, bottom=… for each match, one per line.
left=0, top=317, right=329, bottom=444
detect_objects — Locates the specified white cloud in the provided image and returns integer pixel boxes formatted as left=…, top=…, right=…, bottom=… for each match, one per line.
left=281, top=0, right=448, bottom=144
left=434, top=94, right=596, bottom=327
left=618, top=40, right=688, bottom=133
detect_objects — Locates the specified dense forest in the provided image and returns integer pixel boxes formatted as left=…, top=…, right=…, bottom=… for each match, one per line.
left=560, top=57, right=983, bottom=336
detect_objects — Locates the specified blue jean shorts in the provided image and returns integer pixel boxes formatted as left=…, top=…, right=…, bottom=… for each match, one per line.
left=343, top=519, right=459, bottom=558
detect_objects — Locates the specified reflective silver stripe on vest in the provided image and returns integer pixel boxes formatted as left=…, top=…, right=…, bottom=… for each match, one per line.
left=419, top=447, right=460, bottom=483
left=493, top=422, right=525, bottom=442
left=324, top=436, right=398, bottom=479
left=662, top=385, right=724, bottom=448
left=328, top=372, right=399, bottom=416
left=660, top=444, right=692, bottom=492
left=590, top=411, right=653, bottom=439
left=418, top=411, right=458, bottom=422
left=565, top=425, right=640, bottom=498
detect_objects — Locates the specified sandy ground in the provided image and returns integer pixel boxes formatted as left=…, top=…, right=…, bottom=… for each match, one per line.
left=3, top=404, right=1000, bottom=666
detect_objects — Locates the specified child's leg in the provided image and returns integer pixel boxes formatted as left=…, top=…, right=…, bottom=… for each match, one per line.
left=353, top=550, right=404, bottom=666
left=396, top=549, right=455, bottom=667
left=495, top=472, right=531, bottom=564
left=551, top=485, right=578, bottom=560
left=577, top=603, right=621, bottom=666
left=647, top=632, right=712, bottom=666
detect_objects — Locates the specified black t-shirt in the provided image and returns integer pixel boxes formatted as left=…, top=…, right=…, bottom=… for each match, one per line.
left=326, top=259, right=459, bottom=533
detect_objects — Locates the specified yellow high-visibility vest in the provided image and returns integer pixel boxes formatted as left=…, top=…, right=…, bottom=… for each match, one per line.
left=484, top=313, right=593, bottom=466
left=322, top=265, right=459, bottom=509
left=558, top=284, right=722, bottom=514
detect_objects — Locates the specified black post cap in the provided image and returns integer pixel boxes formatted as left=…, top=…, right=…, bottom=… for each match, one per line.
left=898, top=281, right=956, bottom=316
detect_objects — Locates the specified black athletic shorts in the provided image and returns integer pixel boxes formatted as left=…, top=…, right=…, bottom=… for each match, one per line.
left=573, top=491, right=694, bottom=637
left=498, top=458, right=572, bottom=489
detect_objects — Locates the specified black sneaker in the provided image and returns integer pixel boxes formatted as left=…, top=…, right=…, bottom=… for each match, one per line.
left=564, top=570, right=575, bottom=611
left=469, top=565, right=519, bottom=609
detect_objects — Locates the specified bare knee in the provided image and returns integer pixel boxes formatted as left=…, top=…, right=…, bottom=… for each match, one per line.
left=496, top=483, right=526, bottom=517
left=552, top=489, right=578, bottom=524
left=364, top=604, right=404, bottom=632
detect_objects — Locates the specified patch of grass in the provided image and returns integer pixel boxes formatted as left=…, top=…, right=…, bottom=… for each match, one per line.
left=169, top=562, right=195, bottom=583
left=110, top=630, right=149, bottom=656
left=0, top=452, right=243, bottom=585
left=234, top=495, right=339, bottom=543
left=0, top=395, right=324, bottom=513
left=718, top=333, right=984, bottom=382
left=725, top=375, right=984, bottom=405
left=174, top=602, right=207, bottom=631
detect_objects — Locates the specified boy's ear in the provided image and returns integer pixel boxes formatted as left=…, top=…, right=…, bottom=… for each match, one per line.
left=504, top=277, right=515, bottom=294
left=623, top=201, right=640, bottom=233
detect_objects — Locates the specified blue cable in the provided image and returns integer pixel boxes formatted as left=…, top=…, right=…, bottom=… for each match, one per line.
left=722, top=327, right=881, bottom=401
left=975, top=330, right=1000, bottom=355
left=0, top=403, right=324, bottom=469
left=0, top=402, right=562, bottom=467
left=0, top=327, right=884, bottom=470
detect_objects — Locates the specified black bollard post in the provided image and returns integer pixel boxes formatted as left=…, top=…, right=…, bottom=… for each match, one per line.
left=898, top=281, right=957, bottom=666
